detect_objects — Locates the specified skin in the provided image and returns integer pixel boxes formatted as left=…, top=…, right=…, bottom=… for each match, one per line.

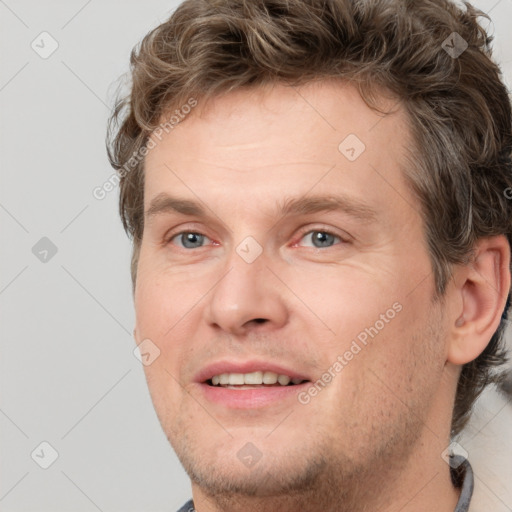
left=133, top=80, right=510, bottom=512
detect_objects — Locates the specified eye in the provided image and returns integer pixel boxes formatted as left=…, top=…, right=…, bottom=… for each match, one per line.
left=297, top=230, right=343, bottom=248
left=169, top=231, right=212, bottom=249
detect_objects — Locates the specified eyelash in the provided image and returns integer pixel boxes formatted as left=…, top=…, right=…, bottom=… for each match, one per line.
left=165, top=226, right=348, bottom=249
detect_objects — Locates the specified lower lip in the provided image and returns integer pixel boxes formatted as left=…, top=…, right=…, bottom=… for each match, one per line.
left=197, top=382, right=311, bottom=409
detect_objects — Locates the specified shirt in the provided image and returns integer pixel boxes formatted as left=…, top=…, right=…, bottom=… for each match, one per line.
left=176, top=457, right=474, bottom=512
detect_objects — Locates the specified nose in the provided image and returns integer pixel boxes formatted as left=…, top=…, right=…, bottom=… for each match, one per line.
left=204, top=246, right=289, bottom=336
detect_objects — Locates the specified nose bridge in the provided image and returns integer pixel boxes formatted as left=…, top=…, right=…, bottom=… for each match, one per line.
left=205, top=238, right=289, bottom=334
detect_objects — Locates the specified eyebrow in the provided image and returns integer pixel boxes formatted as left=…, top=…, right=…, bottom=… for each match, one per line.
left=145, top=192, right=378, bottom=223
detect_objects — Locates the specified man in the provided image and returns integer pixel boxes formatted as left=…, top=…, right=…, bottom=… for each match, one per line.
left=106, top=0, right=512, bottom=510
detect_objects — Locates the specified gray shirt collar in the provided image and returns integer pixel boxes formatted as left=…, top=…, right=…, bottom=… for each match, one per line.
left=452, top=456, right=474, bottom=512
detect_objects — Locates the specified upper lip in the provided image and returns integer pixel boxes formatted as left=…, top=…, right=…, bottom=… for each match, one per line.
left=195, top=360, right=311, bottom=383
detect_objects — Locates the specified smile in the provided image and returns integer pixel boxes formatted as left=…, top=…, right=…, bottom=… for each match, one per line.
left=208, top=371, right=307, bottom=387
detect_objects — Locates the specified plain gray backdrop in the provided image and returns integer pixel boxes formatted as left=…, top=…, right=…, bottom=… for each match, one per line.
left=1, top=1, right=511, bottom=511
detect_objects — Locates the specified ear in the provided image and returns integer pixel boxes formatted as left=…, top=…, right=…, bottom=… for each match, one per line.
left=447, top=235, right=511, bottom=365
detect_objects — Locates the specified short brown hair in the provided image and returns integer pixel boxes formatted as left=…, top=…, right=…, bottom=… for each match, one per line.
left=106, top=0, right=512, bottom=436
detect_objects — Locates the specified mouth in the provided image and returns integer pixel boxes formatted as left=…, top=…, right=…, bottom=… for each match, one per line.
left=205, top=370, right=309, bottom=388
left=196, top=364, right=313, bottom=408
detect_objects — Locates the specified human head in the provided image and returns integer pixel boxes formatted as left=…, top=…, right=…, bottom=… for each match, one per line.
left=107, top=0, right=512, bottom=437
left=106, top=1, right=511, bottom=507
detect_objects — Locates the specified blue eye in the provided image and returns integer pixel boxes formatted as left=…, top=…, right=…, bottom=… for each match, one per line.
left=299, top=230, right=341, bottom=248
left=167, top=229, right=343, bottom=250
left=171, top=232, right=209, bottom=249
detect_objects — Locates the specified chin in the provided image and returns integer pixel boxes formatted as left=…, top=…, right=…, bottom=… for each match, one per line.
left=172, top=433, right=329, bottom=497
left=186, top=455, right=326, bottom=497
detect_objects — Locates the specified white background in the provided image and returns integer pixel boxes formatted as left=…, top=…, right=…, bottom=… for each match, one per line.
left=1, top=1, right=511, bottom=511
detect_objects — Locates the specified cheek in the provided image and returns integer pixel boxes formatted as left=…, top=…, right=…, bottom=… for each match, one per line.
left=322, top=310, right=443, bottom=451
left=133, top=272, right=184, bottom=402
left=134, top=256, right=207, bottom=387
left=297, top=271, right=402, bottom=348
left=356, top=304, right=445, bottom=414
left=134, top=259, right=199, bottom=340
left=331, top=294, right=437, bottom=394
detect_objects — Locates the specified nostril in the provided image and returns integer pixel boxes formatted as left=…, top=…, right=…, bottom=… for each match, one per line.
left=253, top=318, right=267, bottom=324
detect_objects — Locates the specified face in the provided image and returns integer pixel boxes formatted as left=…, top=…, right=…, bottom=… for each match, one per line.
left=134, top=81, right=450, bottom=505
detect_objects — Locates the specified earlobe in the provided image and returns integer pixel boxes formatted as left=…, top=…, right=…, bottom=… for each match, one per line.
left=447, top=235, right=511, bottom=366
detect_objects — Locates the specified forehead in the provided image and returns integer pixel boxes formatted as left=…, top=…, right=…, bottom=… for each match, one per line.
left=143, top=80, right=413, bottom=219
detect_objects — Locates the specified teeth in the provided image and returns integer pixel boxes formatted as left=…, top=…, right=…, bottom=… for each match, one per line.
left=229, top=373, right=245, bottom=385
left=209, top=371, right=305, bottom=386
left=277, top=375, right=291, bottom=386
left=263, top=371, right=278, bottom=384
left=244, top=371, right=263, bottom=384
